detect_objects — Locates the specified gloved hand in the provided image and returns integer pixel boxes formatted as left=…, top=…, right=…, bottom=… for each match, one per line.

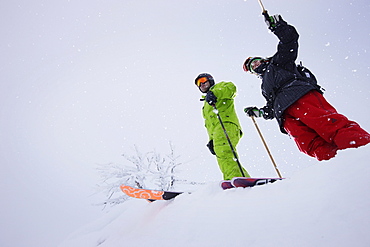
left=261, top=105, right=274, bottom=120
left=205, top=91, right=217, bottom=106
left=206, top=140, right=216, bottom=155
left=263, top=12, right=286, bottom=31
left=244, top=107, right=263, bottom=117
left=262, top=11, right=274, bottom=30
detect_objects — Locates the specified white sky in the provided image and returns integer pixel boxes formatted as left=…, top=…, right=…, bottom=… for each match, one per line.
left=0, top=1, right=369, bottom=246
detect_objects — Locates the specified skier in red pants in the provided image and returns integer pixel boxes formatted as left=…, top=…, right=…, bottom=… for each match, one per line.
left=243, top=13, right=370, bottom=161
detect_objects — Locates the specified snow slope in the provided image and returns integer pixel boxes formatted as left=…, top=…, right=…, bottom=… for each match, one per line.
left=2, top=1, right=370, bottom=246
left=59, top=146, right=370, bottom=247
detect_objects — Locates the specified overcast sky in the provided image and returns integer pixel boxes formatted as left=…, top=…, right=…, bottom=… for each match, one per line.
left=1, top=1, right=369, bottom=246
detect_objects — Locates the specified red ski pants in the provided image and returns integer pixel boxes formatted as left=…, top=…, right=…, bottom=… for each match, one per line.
left=283, top=90, right=370, bottom=161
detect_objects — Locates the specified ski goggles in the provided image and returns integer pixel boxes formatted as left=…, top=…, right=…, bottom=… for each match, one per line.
left=196, top=77, right=208, bottom=87
left=250, top=59, right=262, bottom=73
left=243, top=57, right=263, bottom=73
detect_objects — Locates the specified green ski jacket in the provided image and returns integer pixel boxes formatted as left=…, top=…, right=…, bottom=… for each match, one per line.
left=202, top=81, right=242, bottom=140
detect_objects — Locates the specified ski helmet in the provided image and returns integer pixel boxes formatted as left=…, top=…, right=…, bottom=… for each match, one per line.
left=243, top=57, right=263, bottom=74
left=194, top=73, right=215, bottom=87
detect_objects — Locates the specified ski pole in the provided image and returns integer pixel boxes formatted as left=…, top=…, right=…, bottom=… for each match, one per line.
left=250, top=116, right=282, bottom=178
left=257, top=0, right=272, bottom=23
left=212, top=105, right=246, bottom=177
left=257, top=0, right=267, bottom=13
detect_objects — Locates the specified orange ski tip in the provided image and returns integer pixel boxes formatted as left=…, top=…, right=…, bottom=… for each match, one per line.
left=120, top=184, right=164, bottom=200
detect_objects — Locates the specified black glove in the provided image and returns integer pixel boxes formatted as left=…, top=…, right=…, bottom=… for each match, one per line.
left=205, top=91, right=217, bottom=106
left=262, top=11, right=274, bottom=30
left=244, top=106, right=263, bottom=117
left=263, top=12, right=286, bottom=31
left=261, top=105, right=274, bottom=120
left=206, top=140, right=216, bottom=155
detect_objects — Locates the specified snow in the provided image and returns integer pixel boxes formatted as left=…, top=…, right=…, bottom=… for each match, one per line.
left=1, top=1, right=370, bottom=246
left=59, top=147, right=370, bottom=247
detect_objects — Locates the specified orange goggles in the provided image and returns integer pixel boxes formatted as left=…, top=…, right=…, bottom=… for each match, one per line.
left=196, top=77, right=208, bottom=87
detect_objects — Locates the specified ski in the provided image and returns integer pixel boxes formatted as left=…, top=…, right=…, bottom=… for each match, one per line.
left=231, top=177, right=284, bottom=188
left=120, top=184, right=182, bottom=201
left=121, top=177, right=284, bottom=201
left=220, top=180, right=234, bottom=190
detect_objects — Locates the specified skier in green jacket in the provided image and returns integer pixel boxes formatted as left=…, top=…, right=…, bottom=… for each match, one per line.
left=195, top=73, right=250, bottom=180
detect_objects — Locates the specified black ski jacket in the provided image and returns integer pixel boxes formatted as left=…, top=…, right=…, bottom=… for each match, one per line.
left=258, top=21, right=322, bottom=134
